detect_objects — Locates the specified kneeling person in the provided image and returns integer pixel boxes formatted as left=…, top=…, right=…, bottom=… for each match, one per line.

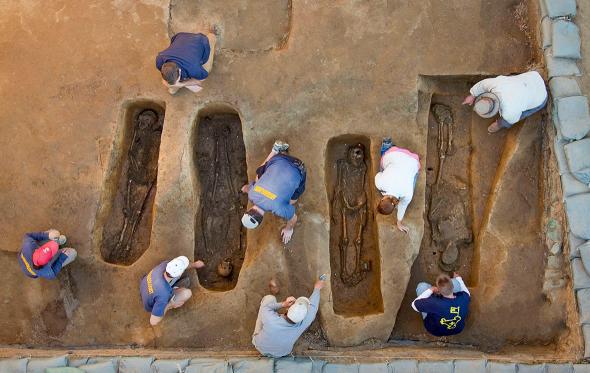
left=374, top=137, right=420, bottom=233
left=18, top=229, right=77, bottom=280
left=412, top=273, right=470, bottom=336
left=252, top=277, right=325, bottom=357
left=156, top=32, right=217, bottom=95
left=241, top=141, right=306, bottom=244
left=462, top=70, right=547, bottom=133
left=140, top=256, right=205, bottom=326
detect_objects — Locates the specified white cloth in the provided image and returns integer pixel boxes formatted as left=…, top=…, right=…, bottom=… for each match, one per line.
left=469, top=71, right=547, bottom=125
left=374, top=150, right=419, bottom=222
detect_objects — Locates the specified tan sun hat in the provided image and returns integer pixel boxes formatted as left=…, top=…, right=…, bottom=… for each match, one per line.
left=474, top=92, right=500, bottom=118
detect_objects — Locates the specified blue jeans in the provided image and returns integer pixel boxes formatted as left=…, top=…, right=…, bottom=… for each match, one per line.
left=380, top=139, right=394, bottom=156
left=499, top=97, right=547, bottom=128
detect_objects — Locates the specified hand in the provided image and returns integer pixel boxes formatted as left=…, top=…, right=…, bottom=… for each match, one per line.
left=430, top=286, right=439, bottom=294
left=47, top=229, right=60, bottom=240
left=281, top=227, right=294, bottom=244
left=282, top=296, right=296, bottom=308
left=241, top=184, right=250, bottom=193
left=192, top=260, right=205, bottom=269
left=396, top=221, right=409, bottom=234
left=314, top=279, right=326, bottom=290
left=462, top=95, right=475, bottom=106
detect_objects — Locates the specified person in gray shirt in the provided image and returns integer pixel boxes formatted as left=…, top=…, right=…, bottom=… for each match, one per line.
left=252, top=276, right=326, bottom=357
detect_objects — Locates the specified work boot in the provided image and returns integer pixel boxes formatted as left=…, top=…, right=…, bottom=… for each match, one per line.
left=61, top=248, right=77, bottom=267
left=53, top=234, right=67, bottom=245
left=272, top=140, right=289, bottom=153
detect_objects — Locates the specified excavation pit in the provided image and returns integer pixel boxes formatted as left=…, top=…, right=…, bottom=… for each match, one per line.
left=326, top=135, right=383, bottom=317
left=390, top=77, right=571, bottom=352
left=99, top=101, right=165, bottom=266
left=0, top=0, right=583, bottom=362
left=193, top=110, right=248, bottom=291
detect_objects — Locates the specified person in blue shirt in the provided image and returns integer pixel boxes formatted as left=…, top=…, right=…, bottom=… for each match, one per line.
left=18, top=229, right=77, bottom=280
left=155, top=31, right=217, bottom=95
left=139, top=256, right=205, bottom=326
left=411, top=272, right=471, bottom=337
left=252, top=276, right=326, bottom=357
left=240, top=141, right=306, bottom=244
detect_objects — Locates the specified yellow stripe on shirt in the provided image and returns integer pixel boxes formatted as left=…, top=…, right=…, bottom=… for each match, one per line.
left=254, top=185, right=277, bottom=200
left=20, top=253, right=37, bottom=276
left=147, top=270, right=154, bottom=294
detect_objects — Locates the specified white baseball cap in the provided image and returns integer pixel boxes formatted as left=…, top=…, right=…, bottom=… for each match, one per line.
left=166, top=256, right=189, bottom=278
left=287, top=297, right=311, bottom=323
left=241, top=208, right=263, bottom=229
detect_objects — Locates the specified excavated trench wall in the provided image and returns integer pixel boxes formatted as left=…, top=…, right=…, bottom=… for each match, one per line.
left=193, top=106, right=248, bottom=291
left=325, top=135, right=383, bottom=316
left=391, top=76, right=570, bottom=351
left=95, top=100, right=165, bottom=266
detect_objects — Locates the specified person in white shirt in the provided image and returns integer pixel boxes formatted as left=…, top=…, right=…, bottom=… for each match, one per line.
left=374, top=137, right=420, bottom=233
left=462, top=71, right=548, bottom=133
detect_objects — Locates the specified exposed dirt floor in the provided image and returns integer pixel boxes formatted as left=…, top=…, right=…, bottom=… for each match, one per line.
left=194, top=113, right=248, bottom=291
left=0, top=0, right=582, bottom=362
left=390, top=79, right=574, bottom=352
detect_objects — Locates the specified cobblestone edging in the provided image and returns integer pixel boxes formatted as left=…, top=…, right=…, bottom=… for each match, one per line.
left=539, top=0, right=590, bottom=360
left=1, top=355, right=590, bottom=372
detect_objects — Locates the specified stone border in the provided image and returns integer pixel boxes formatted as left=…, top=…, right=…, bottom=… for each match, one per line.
left=539, top=0, right=590, bottom=361
left=1, top=355, right=589, bottom=372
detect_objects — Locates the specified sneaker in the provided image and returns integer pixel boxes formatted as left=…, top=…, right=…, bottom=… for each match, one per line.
left=272, top=140, right=289, bottom=153
left=380, top=137, right=393, bottom=154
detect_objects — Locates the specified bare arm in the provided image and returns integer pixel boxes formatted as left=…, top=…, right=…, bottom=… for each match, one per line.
left=285, top=213, right=297, bottom=230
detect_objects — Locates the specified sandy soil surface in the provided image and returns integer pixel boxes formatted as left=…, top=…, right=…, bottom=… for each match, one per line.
left=0, top=0, right=580, bottom=361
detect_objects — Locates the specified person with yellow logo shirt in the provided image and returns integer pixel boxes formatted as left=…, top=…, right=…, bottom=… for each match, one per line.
left=139, top=256, right=205, bottom=326
left=241, top=141, right=306, bottom=244
left=411, top=272, right=471, bottom=336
